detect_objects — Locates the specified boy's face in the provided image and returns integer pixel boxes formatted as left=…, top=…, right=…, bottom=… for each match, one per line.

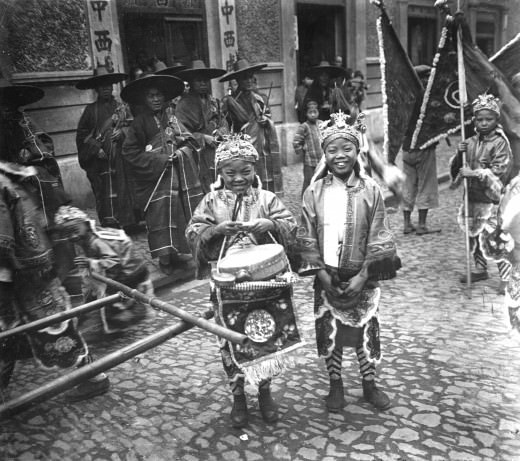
left=306, top=105, right=319, bottom=122
left=324, top=137, right=358, bottom=180
left=61, top=221, right=89, bottom=242
left=219, top=159, right=256, bottom=194
left=473, top=109, right=499, bottom=135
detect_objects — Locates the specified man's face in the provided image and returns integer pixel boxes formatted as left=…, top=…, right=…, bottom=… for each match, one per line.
left=334, top=56, right=343, bottom=67
left=96, top=85, right=113, bottom=100
left=318, top=72, right=330, bottom=87
left=145, top=87, right=165, bottom=112
left=238, top=72, right=255, bottom=91
left=303, top=76, right=313, bottom=87
left=192, top=77, right=210, bottom=95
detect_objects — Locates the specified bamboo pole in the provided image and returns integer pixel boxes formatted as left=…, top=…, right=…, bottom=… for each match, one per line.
left=456, top=13, right=472, bottom=298
left=0, top=311, right=213, bottom=419
left=91, top=272, right=248, bottom=345
left=0, top=294, right=122, bottom=341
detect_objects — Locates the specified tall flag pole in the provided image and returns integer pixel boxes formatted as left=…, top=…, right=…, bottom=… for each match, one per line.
left=455, top=3, right=472, bottom=297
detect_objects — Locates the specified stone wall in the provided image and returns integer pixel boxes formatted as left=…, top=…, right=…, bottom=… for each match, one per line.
left=235, top=0, right=281, bottom=62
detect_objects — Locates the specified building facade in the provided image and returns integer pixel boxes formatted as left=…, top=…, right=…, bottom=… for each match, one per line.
left=0, top=0, right=517, bottom=206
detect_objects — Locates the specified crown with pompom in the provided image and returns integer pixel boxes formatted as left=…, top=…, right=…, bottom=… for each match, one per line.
left=472, top=93, right=501, bottom=116
left=319, top=110, right=366, bottom=149
left=54, top=205, right=89, bottom=226
left=214, top=132, right=259, bottom=168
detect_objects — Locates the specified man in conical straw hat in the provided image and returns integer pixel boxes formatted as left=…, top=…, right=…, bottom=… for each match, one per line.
left=220, top=57, right=284, bottom=197
left=76, top=66, right=137, bottom=229
left=121, top=74, right=203, bottom=275
left=175, top=60, right=229, bottom=193
left=0, top=77, right=69, bottom=230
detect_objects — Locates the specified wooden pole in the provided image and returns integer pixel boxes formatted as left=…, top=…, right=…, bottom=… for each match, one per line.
left=0, top=294, right=122, bottom=341
left=91, top=272, right=248, bottom=345
left=456, top=15, right=472, bottom=298
left=0, top=310, right=214, bottom=419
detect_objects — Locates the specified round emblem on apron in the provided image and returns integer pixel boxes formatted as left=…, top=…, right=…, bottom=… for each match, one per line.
left=244, top=309, right=276, bottom=343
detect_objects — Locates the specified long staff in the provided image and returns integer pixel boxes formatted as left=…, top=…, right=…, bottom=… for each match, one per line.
left=456, top=4, right=472, bottom=298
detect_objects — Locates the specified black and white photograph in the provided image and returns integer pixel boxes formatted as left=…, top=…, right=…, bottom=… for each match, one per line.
left=1, top=0, right=520, bottom=459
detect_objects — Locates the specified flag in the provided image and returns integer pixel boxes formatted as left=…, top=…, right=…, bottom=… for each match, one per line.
left=373, top=0, right=423, bottom=163
left=411, top=13, right=520, bottom=149
left=490, top=33, right=520, bottom=82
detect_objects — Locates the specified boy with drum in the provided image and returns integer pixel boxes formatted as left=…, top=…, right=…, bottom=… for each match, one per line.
left=298, top=110, right=401, bottom=413
left=185, top=134, right=297, bottom=428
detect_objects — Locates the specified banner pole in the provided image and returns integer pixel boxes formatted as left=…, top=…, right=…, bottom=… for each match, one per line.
left=456, top=17, right=472, bottom=298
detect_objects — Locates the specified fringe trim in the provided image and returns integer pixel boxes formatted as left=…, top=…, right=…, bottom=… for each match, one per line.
left=376, top=16, right=390, bottom=162
left=240, top=342, right=304, bottom=387
left=410, top=25, right=448, bottom=150
left=367, top=255, right=402, bottom=281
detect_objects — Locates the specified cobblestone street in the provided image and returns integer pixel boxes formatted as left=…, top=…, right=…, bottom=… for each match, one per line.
left=2, top=164, right=520, bottom=461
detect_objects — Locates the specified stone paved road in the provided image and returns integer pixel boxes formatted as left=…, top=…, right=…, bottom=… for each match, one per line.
left=2, top=173, right=520, bottom=460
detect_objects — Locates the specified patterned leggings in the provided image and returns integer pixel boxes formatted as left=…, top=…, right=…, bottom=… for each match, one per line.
left=471, top=236, right=512, bottom=280
left=325, top=343, right=376, bottom=381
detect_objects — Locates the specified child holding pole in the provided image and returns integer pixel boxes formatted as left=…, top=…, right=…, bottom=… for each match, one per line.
left=450, top=94, right=512, bottom=284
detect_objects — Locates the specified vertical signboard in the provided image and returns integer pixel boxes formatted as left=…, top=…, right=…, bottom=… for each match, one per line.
left=86, top=0, right=124, bottom=72
left=218, top=0, right=239, bottom=71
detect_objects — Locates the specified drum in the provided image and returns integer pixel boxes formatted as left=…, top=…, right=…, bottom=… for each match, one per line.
left=218, top=243, right=287, bottom=281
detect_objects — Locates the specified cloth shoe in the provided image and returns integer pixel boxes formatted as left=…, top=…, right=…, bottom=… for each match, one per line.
left=459, top=271, right=489, bottom=283
left=258, top=387, right=278, bottom=423
left=416, top=225, right=441, bottom=235
left=403, top=224, right=416, bottom=234
left=230, top=394, right=248, bottom=428
left=326, top=378, right=346, bottom=412
left=362, top=378, right=391, bottom=411
left=64, top=376, right=110, bottom=403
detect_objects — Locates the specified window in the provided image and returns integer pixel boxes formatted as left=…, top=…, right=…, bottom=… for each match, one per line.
left=476, top=11, right=498, bottom=57
left=407, top=6, right=438, bottom=66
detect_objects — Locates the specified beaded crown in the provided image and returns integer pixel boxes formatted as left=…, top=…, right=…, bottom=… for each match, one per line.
left=319, top=110, right=366, bottom=149
left=214, top=133, right=259, bottom=168
left=55, top=205, right=89, bottom=226
left=472, top=94, right=501, bottom=116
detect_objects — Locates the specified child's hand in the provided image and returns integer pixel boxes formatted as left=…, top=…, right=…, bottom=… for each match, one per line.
left=343, top=273, right=367, bottom=297
left=215, top=221, right=242, bottom=236
left=317, top=269, right=343, bottom=298
left=457, top=141, right=468, bottom=154
left=247, top=218, right=274, bottom=234
left=459, top=166, right=475, bottom=178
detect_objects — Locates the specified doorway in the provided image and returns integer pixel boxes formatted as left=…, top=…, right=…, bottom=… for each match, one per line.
left=296, top=4, right=345, bottom=80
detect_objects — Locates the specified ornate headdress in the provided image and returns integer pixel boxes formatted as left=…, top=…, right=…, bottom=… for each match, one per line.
left=214, top=133, right=259, bottom=169
left=472, top=94, right=501, bottom=116
left=319, top=110, right=366, bottom=150
left=54, top=205, right=89, bottom=226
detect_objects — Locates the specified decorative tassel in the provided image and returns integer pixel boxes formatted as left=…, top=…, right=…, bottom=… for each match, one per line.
left=367, top=256, right=402, bottom=281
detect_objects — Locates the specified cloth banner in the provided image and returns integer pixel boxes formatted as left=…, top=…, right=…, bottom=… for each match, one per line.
left=411, top=13, right=520, bottom=150
left=213, top=280, right=304, bottom=386
left=373, top=0, right=423, bottom=163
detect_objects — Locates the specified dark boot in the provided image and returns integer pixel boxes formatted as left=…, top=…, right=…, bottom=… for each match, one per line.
left=258, top=387, right=278, bottom=423
left=326, top=378, right=346, bottom=412
left=230, top=394, right=248, bottom=428
left=403, top=210, right=415, bottom=234
left=416, top=209, right=441, bottom=235
left=362, top=378, right=391, bottom=411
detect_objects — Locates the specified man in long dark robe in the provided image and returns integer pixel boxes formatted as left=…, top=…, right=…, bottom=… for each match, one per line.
left=76, top=67, right=137, bottom=229
left=121, top=75, right=203, bottom=275
left=175, top=60, right=228, bottom=192
left=220, top=59, right=283, bottom=196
